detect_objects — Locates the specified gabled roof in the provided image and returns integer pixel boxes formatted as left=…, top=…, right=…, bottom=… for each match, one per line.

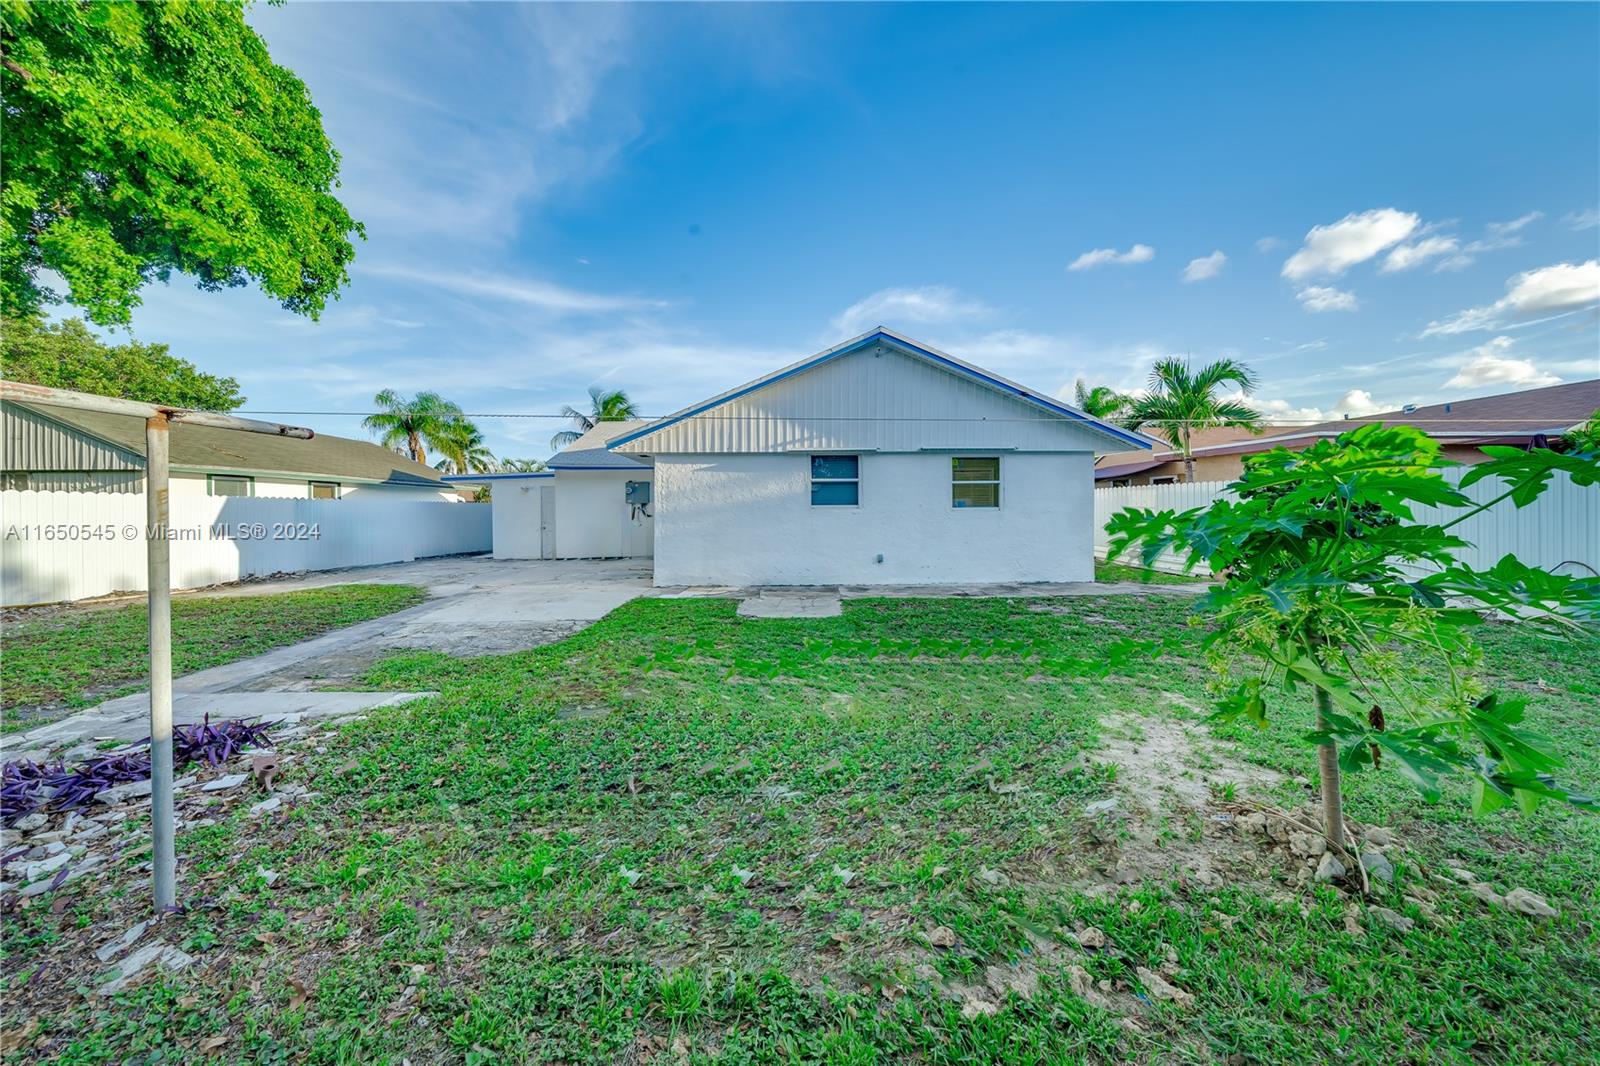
left=1092, top=378, right=1599, bottom=477
left=608, top=329, right=1160, bottom=455
left=5, top=400, right=451, bottom=487
left=547, top=419, right=653, bottom=470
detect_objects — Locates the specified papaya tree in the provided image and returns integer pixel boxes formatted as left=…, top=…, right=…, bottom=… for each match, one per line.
left=1107, top=424, right=1598, bottom=847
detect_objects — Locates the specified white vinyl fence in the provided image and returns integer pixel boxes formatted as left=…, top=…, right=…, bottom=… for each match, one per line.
left=1095, top=471, right=1599, bottom=578
left=0, top=491, right=492, bottom=606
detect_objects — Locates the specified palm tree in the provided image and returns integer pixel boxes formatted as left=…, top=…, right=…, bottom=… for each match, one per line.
left=1072, top=379, right=1131, bottom=421
left=499, top=457, right=548, bottom=473
left=1121, top=357, right=1262, bottom=482
left=362, top=390, right=465, bottom=465
left=551, top=386, right=639, bottom=450
left=433, top=420, right=497, bottom=475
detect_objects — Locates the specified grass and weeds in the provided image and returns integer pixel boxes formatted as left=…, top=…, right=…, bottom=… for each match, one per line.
left=1092, top=559, right=1209, bottom=585
left=2, top=594, right=1595, bottom=1063
left=1, top=584, right=426, bottom=728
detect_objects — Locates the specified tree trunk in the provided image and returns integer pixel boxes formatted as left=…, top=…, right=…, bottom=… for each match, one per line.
left=1314, top=685, right=1347, bottom=848
left=1181, top=428, right=1195, bottom=483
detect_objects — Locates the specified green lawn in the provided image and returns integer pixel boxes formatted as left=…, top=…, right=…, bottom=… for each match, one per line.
left=3, top=594, right=1596, bottom=1064
left=1, top=584, right=427, bottom=730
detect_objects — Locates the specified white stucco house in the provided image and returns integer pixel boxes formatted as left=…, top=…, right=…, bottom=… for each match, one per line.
left=456, top=420, right=655, bottom=562
left=603, top=329, right=1155, bottom=586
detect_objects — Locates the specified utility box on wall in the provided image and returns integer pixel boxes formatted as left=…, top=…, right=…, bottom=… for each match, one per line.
left=625, top=480, right=651, bottom=506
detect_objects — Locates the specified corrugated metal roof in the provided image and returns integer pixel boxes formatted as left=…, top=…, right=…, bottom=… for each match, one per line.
left=609, top=330, right=1158, bottom=456
left=548, top=420, right=653, bottom=470
left=3, top=400, right=451, bottom=487
left=2, top=402, right=143, bottom=471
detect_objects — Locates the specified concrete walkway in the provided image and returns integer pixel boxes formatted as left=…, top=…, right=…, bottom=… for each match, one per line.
left=7, top=557, right=654, bottom=756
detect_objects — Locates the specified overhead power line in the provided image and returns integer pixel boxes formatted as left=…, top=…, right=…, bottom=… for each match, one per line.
left=233, top=410, right=1589, bottom=427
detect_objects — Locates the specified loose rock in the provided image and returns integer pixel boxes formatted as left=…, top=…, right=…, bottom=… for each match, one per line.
left=201, top=773, right=249, bottom=792
left=927, top=926, right=957, bottom=948
left=1370, top=907, right=1414, bottom=933
left=1290, top=832, right=1327, bottom=858
left=98, top=942, right=195, bottom=995
left=1314, top=853, right=1346, bottom=883
left=1504, top=887, right=1557, bottom=918
left=1075, top=926, right=1108, bottom=950
left=1135, top=966, right=1195, bottom=1009
left=1361, top=850, right=1396, bottom=886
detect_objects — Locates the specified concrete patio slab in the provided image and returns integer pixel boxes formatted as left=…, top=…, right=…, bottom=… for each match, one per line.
left=736, top=588, right=844, bottom=618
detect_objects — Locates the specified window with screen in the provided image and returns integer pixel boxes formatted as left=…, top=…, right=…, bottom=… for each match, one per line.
left=810, top=455, right=859, bottom=506
left=208, top=474, right=254, bottom=497
left=309, top=481, right=340, bottom=499
left=951, top=457, right=1000, bottom=508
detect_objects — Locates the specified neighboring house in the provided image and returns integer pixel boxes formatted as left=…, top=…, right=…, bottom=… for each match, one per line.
left=605, top=329, right=1156, bottom=586
left=446, top=421, right=655, bottom=561
left=1, top=399, right=458, bottom=500
left=1095, top=378, right=1600, bottom=486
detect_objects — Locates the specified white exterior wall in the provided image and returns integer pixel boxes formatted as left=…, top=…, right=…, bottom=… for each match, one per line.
left=0, top=490, right=490, bottom=606
left=553, top=471, right=653, bottom=559
left=652, top=452, right=1093, bottom=586
left=490, top=478, right=556, bottom=559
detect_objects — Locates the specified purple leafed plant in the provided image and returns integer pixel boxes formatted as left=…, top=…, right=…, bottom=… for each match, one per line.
left=1, top=759, right=66, bottom=822
left=2, top=716, right=276, bottom=824
left=171, top=715, right=276, bottom=768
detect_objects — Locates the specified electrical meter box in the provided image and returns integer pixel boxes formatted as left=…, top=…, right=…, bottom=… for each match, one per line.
left=625, top=480, right=651, bottom=506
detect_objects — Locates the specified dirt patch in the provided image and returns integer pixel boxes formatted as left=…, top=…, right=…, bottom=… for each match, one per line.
left=1073, top=695, right=1285, bottom=893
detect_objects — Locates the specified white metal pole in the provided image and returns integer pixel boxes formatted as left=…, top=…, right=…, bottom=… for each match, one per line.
left=145, top=414, right=177, bottom=910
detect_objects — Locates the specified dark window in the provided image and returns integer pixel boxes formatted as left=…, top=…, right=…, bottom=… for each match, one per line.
left=810, top=455, right=859, bottom=506
left=208, top=474, right=254, bottom=497
left=951, top=457, right=1000, bottom=508
left=309, top=481, right=340, bottom=499
left=2, top=472, right=28, bottom=491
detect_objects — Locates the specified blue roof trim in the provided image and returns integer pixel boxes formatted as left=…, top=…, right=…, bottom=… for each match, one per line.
left=550, top=460, right=649, bottom=470
left=441, top=472, right=552, bottom=482
left=606, top=329, right=1155, bottom=452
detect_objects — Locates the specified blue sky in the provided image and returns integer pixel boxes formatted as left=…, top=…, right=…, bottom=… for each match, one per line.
left=112, top=2, right=1599, bottom=460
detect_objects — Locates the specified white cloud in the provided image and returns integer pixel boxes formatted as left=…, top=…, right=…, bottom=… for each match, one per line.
left=1442, top=337, right=1562, bottom=389
left=1331, top=389, right=1392, bottom=418
left=1486, top=211, right=1543, bottom=237
left=1565, top=208, right=1600, bottom=231
left=1239, top=396, right=1328, bottom=425
left=1254, top=236, right=1284, bottom=254
left=361, top=264, right=667, bottom=314
left=1181, top=251, right=1227, bottom=283
left=1068, top=244, right=1155, bottom=272
left=1282, top=208, right=1419, bottom=280
left=1381, top=236, right=1459, bottom=273
left=1421, top=260, right=1600, bottom=336
left=1296, top=285, right=1359, bottom=313
left=829, top=285, right=991, bottom=337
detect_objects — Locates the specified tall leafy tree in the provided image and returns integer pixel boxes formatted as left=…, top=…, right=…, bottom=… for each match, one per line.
left=433, top=420, right=496, bottom=475
left=1108, top=426, right=1599, bottom=851
left=362, top=391, right=464, bottom=466
left=1072, top=379, right=1131, bottom=422
left=0, top=0, right=361, bottom=325
left=499, top=457, right=548, bottom=473
left=551, top=387, right=639, bottom=450
left=2, top=314, right=243, bottom=410
left=1122, top=358, right=1261, bottom=481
